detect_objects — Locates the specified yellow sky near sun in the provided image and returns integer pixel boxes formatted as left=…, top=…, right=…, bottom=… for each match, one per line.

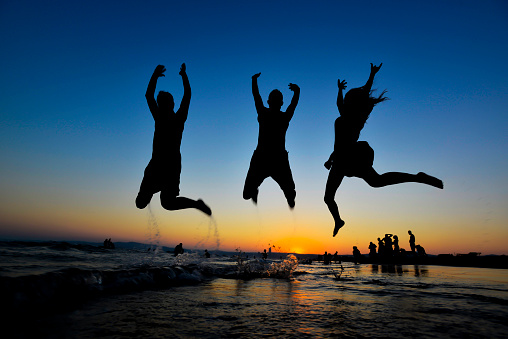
left=1, top=174, right=507, bottom=255
left=2, top=198, right=507, bottom=255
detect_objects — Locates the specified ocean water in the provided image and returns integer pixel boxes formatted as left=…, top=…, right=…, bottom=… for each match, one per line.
left=1, top=241, right=507, bottom=338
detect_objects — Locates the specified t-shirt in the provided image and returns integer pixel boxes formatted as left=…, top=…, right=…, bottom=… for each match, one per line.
left=333, top=116, right=363, bottom=153
left=152, top=113, right=186, bottom=159
left=256, top=107, right=291, bottom=154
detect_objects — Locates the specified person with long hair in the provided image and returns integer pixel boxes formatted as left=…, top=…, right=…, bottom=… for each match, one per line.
left=324, top=63, right=442, bottom=237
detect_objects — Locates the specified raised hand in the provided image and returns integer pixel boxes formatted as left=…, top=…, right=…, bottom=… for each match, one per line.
left=252, top=72, right=261, bottom=79
left=288, top=83, right=299, bottom=92
left=370, top=63, right=382, bottom=75
left=154, top=65, right=166, bottom=77
left=338, top=79, right=347, bottom=90
left=179, top=63, right=186, bottom=76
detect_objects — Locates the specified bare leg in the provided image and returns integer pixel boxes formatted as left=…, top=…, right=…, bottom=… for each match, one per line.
left=161, top=192, right=212, bottom=216
left=243, top=170, right=264, bottom=205
left=243, top=151, right=265, bottom=205
left=324, top=166, right=346, bottom=237
left=272, top=168, right=296, bottom=209
left=361, top=168, right=443, bottom=189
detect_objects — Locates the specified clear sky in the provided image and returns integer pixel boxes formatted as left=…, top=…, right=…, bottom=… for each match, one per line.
left=1, top=0, right=507, bottom=255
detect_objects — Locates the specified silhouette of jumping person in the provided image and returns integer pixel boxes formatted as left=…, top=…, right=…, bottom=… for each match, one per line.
left=324, top=63, right=443, bottom=236
left=243, top=73, right=300, bottom=208
left=136, top=64, right=211, bottom=215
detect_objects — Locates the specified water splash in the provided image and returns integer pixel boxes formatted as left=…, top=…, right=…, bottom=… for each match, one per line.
left=145, top=205, right=162, bottom=263
left=174, top=252, right=201, bottom=267
left=210, top=217, right=220, bottom=250
left=194, top=216, right=221, bottom=251
left=235, top=250, right=299, bottom=279
left=266, top=254, right=299, bottom=279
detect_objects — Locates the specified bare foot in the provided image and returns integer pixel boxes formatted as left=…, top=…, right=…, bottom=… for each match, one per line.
left=286, top=190, right=296, bottom=209
left=333, top=219, right=345, bottom=237
left=417, top=172, right=443, bottom=189
left=287, top=197, right=295, bottom=209
left=196, top=199, right=212, bottom=216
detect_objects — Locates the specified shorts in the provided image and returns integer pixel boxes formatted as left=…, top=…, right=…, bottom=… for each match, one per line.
left=334, top=141, right=374, bottom=177
left=244, top=149, right=295, bottom=195
left=138, top=155, right=181, bottom=198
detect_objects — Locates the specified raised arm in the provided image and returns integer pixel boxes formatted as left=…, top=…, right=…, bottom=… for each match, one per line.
left=286, top=83, right=300, bottom=120
left=362, top=63, right=382, bottom=93
left=177, top=63, right=191, bottom=120
left=252, top=73, right=264, bottom=112
left=336, top=79, right=347, bottom=115
left=146, top=65, right=166, bottom=120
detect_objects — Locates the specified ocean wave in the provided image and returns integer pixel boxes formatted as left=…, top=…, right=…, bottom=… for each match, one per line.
left=1, top=265, right=208, bottom=317
left=1, top=253, right=300, bottom=319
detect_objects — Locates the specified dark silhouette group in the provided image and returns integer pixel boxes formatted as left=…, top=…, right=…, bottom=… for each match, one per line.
left=135, top=63, right=443, bottom=238
left=103, top=238, right=115, bottom=249
left=366, top=230, right=427, bottom=262
left=322, top=251, right=340, bottom=265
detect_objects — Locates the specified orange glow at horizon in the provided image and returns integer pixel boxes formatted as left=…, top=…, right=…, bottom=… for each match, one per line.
left=1, top=193, right=508, bottom=256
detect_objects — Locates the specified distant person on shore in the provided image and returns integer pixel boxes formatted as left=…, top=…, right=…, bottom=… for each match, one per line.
left=377, top=237, right=385, bottom=257
left=353, top=246, right=362, bottom=264
left=415, top=244, right=427, bottom=257
left=368, top=241, right=377, bottom=259
left=324, top=63, right=443, bottom=237
left=333, top=251, right=339, bottom=263
left=243, top=72, right=300, bottom=208
left=204, top=249, right=211, bottom=258
left=135, top=63, right=211, bottom=216
left=323, top=251, right=330, bottom=265
left=384, top=234, right=393, bottom=257
left=174, top=243, right=184, bottom=256
left=262, top=249, right=268, bottom=260
left=408, top=230, right=416, bottom=252
left=393, top=235, right=400, bottom=254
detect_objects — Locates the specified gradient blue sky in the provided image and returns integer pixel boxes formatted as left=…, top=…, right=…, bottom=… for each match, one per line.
left=1, top=0, right=507, bottom=254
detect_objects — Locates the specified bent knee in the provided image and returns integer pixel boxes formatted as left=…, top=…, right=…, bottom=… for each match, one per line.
left=243, top=187, right=255, bottom=200
left=160, top=194, right=177, bottom=210
left=366, top=180, right=383, bottom=188
left=362, top=175, right=382, bottom=188
left=136, top=193, right=152, bottom=209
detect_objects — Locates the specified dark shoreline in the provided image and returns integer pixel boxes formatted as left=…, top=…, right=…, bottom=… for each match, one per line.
left=309, top=254, right=508, bottom=270
left=1, top=239, right=507, bottom=270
